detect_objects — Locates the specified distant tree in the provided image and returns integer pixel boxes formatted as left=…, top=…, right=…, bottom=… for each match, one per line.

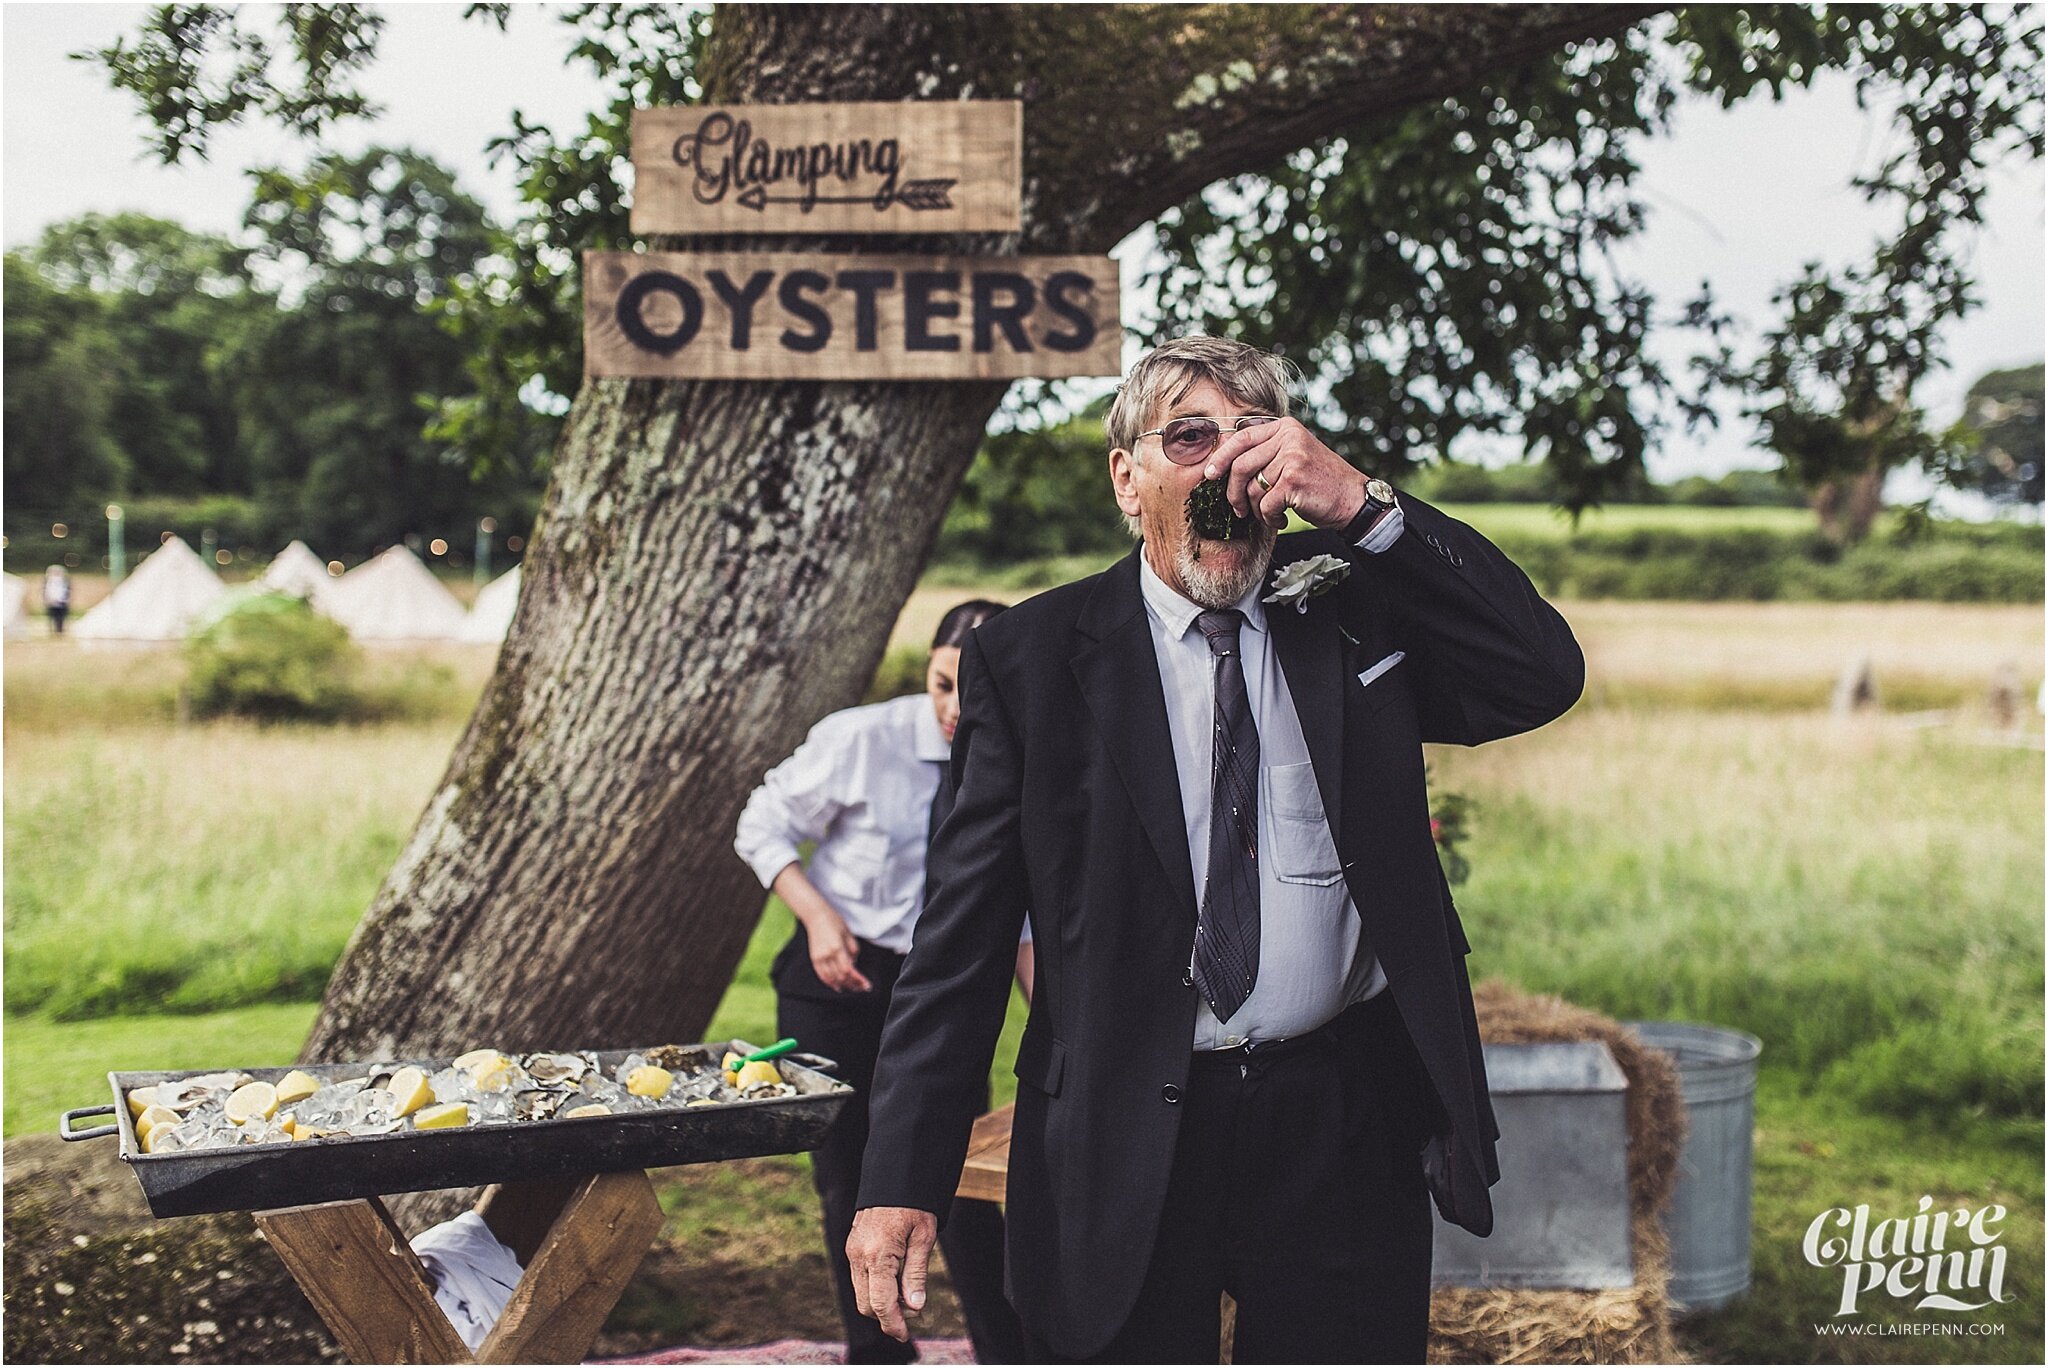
left=223, top=147, right=543, bottom=553
left=1, top=254, right=130, bottom=509
left=1937, top=363, right=2045, bottom=505
left=937, top=400, right=1129, bottom=566
left=13, top=214, right=252, bottom=499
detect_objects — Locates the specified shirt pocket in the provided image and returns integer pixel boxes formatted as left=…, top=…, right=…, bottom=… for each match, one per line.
left=1265, top=761, right=1343, bottom=887
left=830, top=828, right=896, bottom=906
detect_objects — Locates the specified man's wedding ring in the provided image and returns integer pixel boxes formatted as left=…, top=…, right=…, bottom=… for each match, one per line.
left=1254, top=470, right=1275, bottom=494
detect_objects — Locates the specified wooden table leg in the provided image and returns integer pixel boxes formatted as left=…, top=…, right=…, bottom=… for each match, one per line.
left=257, top=1196, right=474, bottom=1364
left=473, top=1170, right=666, bottom=1365
left=255, top=1172, right=666, bottom=1366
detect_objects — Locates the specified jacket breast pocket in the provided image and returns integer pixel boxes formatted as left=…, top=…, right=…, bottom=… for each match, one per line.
left=1013, top=1028, right=1066, bottom=1098
left=1266, top=762, right=1343, bottom=887
left=1353, top=651, right=1408, bottom=713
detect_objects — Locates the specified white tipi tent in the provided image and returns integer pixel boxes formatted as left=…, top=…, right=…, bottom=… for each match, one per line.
left=325, top=546, right=467, bottom=641
left=4, top=573, right=32, bottom=639
left=458, top=565, right=521, bottom=643
left=73, top=537, right=226, bottom=642
left=260, top=540, right=336, bottom=609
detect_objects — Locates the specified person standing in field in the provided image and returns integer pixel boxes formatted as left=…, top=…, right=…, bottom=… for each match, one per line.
left=41, top=565, right=71, bottom=635
left=735, top=600, right=1031, bottom=1365
left=849, top=336, right=1585, bottom=1363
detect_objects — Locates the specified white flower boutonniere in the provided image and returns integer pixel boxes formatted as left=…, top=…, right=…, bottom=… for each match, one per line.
left=1262, top=553, right=1351, bottom=613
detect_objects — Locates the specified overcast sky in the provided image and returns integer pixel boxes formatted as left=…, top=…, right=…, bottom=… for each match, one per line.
left=4, top=2, right=2042, bottom=485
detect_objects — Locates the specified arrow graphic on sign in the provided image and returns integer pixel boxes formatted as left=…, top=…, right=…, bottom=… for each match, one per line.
left=735, top=179, right=958, bottom=213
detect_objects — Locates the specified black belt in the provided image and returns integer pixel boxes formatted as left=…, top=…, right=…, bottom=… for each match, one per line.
left=1189, top=990, right=1393, bottom=1070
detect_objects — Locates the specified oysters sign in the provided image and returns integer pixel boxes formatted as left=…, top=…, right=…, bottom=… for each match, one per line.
left=583, top=252, right=1123, bottom=380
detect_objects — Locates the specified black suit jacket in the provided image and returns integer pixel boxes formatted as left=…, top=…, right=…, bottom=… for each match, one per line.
left=858, top=495, right=1585, bottom=1356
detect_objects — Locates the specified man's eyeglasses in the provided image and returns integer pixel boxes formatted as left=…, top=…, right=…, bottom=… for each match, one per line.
left=1139, top=415, right=1279, bottom=466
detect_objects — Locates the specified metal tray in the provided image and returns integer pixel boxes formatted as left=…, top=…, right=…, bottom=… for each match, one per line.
left=59, top=1041, right=852, bottom=1219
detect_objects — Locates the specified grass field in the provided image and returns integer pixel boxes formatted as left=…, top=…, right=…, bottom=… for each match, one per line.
left=1444, top=502, right=1824, bottom=536
left=4, top=591, right=2041, bottom=1363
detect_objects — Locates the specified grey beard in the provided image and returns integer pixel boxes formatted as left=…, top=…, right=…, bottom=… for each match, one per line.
left=1174, top=519, right=1277, bottom=610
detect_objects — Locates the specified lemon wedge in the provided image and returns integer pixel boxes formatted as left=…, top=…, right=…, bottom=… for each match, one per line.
left=735, top=1060, right=783, bottom=1089
left=274, top=1070, right=321, bottom=1105
left=388, top=1066, right=433, bottom=1118
left=126, top=1086, right=158, bottom=1118
left=224, top=1081, right=278, bottom=1125
left=564, top=1103, right=610, bottom=1119
left=625, top=1065, right=673, bottom=1099
left=721, top=1051, right=745, bottom=1073
left=135, top=1105, right=180, bottom=1143
left=467, top=1054, right=517, bottom=1092
left=685, top=1098, right=718, bottom=1108
left=415, top=1102, right=469, bottom=1129
left=451, top=1048, right=502, bottom=1072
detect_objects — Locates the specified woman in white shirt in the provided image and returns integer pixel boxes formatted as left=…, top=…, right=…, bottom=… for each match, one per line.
left=735, top=600, right=1029, bottom=1365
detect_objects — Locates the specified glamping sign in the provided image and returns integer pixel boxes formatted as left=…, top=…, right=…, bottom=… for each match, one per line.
left=631, top=102, right=1023, bottom=235
left=583, top=251, right=1122, bottom=381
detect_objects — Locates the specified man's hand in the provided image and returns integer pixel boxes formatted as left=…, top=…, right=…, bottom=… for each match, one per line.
left=1202, top=417, right=1370, bottom=531
left=848, top=1206, right=940, bottom=1342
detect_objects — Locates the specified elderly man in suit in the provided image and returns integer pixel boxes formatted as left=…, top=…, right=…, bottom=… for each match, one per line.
left=847, top=335, right=1585, bottom=1363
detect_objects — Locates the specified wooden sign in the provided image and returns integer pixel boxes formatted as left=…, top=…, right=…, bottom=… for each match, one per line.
left=583, top=251, right=1122, bottom=381
left=631, top=102, right=1022, bottom=235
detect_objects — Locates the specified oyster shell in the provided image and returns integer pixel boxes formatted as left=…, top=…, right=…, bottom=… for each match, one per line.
left=512, top=1088, right=567, bottom=1122
left=645, top=1044, right=716, bottom=1073
left=522, top=1051, right=594, bottom=1085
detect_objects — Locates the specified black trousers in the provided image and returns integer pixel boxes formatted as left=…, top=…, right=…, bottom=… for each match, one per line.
left=1022, top=991, right=1436, bottom=1365
left=776, top=929, right=1028, bottom=1365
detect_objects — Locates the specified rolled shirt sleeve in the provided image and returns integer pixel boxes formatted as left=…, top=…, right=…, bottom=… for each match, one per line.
left=733, top=717, right=855, bottom=890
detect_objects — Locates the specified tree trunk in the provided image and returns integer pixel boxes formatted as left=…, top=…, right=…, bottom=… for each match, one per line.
left=1810, top=477, right=1846, bottom=545
left=305, top=2, right=1661, bottom=1065
left=1843, top=465, right=1886, bottom=543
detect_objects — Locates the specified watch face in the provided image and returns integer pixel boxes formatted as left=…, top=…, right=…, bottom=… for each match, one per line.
left=1366, top=478, right=1395, bottom=504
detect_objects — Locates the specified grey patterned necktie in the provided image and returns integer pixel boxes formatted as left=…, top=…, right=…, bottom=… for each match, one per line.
left=1194, top=609, right=1261, bottom=1022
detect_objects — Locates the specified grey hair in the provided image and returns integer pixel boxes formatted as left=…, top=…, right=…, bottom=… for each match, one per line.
left=1106, top=335, right=1298, bottom=537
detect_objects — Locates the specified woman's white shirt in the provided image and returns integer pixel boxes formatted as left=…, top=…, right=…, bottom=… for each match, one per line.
left=736, top=692, right=1032, bottom=955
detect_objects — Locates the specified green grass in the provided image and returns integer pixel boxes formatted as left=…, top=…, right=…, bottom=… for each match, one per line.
left=4, top=1002, right=320, bottom=1140
left=1434, top=711, right=2042, bottom=1127
left=2, top=722, right=454, bottom=1019
left=1449, top=502, right=1822, bottom=537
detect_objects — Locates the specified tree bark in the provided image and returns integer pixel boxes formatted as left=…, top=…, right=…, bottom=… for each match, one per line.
left=304, top=2, right=1661, bottom=1064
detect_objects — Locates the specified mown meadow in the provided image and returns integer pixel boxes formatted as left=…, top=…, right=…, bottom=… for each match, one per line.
left=4, top=510, right=2041, bottom=1363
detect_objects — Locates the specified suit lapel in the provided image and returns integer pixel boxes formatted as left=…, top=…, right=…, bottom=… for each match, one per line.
left=1071, top=551, right=1200, bottom=922
left=1265, top=594, right=1346, bottom=841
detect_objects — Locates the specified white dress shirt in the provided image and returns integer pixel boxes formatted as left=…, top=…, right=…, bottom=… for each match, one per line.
left=735, top=691, right=1032, bottom=954
left=1142, top=500, right=1406, bottom=1048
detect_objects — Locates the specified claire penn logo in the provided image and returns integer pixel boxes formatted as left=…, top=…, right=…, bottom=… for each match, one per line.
left=1803, top=1196, right=2014, bottom=1317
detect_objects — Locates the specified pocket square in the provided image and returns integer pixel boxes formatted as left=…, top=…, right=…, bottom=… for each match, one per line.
left=1356, top=650, right=1406, bottom=688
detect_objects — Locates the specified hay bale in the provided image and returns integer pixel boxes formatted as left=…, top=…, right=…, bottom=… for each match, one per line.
left=1426, top=979, right=1689, bottom=1365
